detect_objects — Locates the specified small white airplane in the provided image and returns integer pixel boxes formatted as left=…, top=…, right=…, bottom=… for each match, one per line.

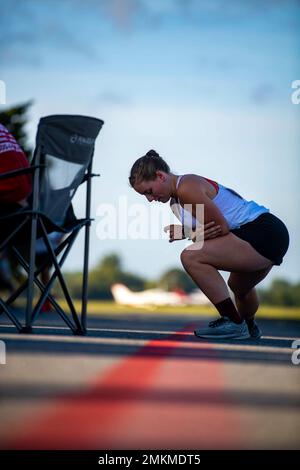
left=111, top=283, right=210, bottom=307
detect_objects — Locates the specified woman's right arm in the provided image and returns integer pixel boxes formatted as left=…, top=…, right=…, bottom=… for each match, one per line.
left=177, top=176, right=230, bottom=237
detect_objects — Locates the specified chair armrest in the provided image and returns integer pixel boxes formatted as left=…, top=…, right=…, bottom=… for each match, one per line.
left=0, top=164, right=45, bottom=181
left=80, top=173, right=100, bottom=184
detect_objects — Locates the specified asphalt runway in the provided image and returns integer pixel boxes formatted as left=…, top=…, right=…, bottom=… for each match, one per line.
left=0, top=311, right=299, bottom=450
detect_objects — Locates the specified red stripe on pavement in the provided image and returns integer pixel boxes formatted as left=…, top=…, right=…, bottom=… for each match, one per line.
left=5, top=324, right=242, bottom=449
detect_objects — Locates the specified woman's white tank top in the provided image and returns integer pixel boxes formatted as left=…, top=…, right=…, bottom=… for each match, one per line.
left=170, top=175, right=269, bottom=230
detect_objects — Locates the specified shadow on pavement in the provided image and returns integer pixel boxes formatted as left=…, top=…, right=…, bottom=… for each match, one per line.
left=1, top=310, right=299, bottom=365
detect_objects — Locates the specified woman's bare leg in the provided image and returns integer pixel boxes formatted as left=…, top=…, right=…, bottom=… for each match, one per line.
left=180, top=233, right=273, bottom=305
left=234, top=288, right=259, bottom=320
left=228, top=266, right=273, bottom=320
left=181, top=233, right=273, bottom=338
left=180, top=262, right=231, bottom=304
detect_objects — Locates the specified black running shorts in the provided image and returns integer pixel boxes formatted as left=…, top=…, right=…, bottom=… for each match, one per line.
left=231, top=212, right=289, bottom=266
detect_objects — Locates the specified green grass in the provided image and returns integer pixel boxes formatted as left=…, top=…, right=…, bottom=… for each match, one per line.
left=12, top=298, right=300, bottom=320
left=62, top=300, right=300, bottom=320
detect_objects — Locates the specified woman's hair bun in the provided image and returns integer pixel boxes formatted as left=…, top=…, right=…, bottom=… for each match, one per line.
left=129, top=149, right=170, bottom=186
left=146, top=149, right=160, bottom=158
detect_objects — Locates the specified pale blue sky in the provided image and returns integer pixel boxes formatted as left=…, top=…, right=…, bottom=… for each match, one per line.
left=1, top=0, right=299, bottom=286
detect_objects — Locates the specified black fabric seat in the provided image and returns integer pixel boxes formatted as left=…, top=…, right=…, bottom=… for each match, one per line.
left=0, top=114, right=104, bottom=334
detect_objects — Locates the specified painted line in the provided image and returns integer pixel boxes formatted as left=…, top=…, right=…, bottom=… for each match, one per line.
left=0, top=331, right=294, bottom=354
left=4, top=323, right=242, bottom=449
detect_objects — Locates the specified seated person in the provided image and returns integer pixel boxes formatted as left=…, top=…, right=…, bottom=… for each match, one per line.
left=0, top=124, right=32, bottom=242
left=0, top=123, right=32, bottom=208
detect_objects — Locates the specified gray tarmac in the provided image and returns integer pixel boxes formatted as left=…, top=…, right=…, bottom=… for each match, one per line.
left=0, top=311, right=299, bottom=449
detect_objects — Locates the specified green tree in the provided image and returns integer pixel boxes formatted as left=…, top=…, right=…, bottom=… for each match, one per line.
left=290, top=282, right=300, bottom=306
left=87, top=253, right=146, bottom=300
left=258, top=278, right=300, bottom=306
left=0, top=101, right=33, bottom=159
left=158, top=268, right=196, bottom=293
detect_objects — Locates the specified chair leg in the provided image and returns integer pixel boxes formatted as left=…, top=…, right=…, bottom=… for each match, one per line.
left=25, top=215, right=38, bottom=330
left=0, top=298, right=23, bottom=331
left=13, top=237, right=79, bottom=334
left=19, top=326, right=34, bottom=334
left=81, top=163, right=93, bottom=334
left=23, top=146, right=41, bottom=332
left=81, top=221, right=90, bottom=334
left=39, top=221, right=84, bottom=334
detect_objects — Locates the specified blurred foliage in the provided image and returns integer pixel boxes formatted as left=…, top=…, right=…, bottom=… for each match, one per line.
left=0, top=101, right=298, bottom=308
left=258, top=278, right=300, bottom=307
left=0, top=101, right=33, bottom=159
left=62, top=253, right=300, bottom=306
left=64, top=253, right=145, bottom=300
left=159, top=268, right=195, bottom=292
left=64, top=253, right=196, bottom=300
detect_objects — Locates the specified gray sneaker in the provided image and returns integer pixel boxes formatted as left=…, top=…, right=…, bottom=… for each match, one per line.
left=194, top=317, right=250, bottom=340
left=246, top=319, right=262, bottom=339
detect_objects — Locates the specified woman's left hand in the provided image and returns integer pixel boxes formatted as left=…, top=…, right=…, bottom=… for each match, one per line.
left=164, top=224, right=186, bottom=242
left=192, top=221, right=222, bottom=242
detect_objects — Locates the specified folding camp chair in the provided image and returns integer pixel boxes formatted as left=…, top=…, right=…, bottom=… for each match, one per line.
left=0, top=114, right=104, bottom=335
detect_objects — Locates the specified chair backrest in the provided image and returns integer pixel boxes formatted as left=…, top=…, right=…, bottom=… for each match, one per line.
left=34, top=115, right=104, bottom=226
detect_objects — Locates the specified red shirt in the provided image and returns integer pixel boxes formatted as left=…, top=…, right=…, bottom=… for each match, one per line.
left=0, top=124, right=32, bottom=204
